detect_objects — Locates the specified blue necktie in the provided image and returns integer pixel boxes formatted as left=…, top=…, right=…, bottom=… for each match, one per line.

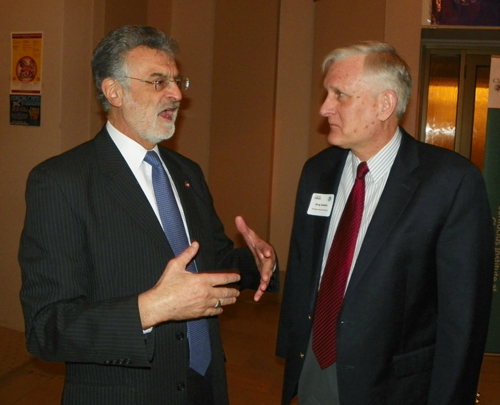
left=144, top=150, right=211, bottom=376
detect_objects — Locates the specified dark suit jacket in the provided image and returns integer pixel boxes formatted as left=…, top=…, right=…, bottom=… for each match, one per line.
left=277, top=129, right=493, bottom=405
left=19, top=127, right=278, bottom=405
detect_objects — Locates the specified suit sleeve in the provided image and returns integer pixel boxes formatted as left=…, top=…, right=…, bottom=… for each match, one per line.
left=428, top=165, right=494, bottom=404
left=19, top=165, right=151, bottom=367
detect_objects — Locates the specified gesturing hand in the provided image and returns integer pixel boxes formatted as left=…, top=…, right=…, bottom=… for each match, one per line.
left=235, top=216, right=276, bottom=301
left=138, top=241, right=241, bottom=329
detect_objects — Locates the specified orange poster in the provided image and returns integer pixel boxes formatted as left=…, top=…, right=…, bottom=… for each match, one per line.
left=11, top=32, right=43, bottom=94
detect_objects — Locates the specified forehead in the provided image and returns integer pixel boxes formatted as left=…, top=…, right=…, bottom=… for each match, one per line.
left=324, top=54, right=366, bottom=90
left=125, top=46, right=178, bottom=77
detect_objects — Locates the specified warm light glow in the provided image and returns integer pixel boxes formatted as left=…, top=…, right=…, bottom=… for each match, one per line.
left=425, top=80, right=488, bottom=170
left=472, top=83, right=488, bottom=170
left=425, top=83, right=459, bottom=150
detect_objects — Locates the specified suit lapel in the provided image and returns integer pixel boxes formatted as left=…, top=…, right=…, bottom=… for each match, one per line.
left=345, top=130, right=421, bottom=295
left=93, top=129, right=171, bottom=254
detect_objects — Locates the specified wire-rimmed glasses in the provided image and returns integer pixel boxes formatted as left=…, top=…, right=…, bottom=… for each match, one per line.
left=124, top=76, right=190, bottom=91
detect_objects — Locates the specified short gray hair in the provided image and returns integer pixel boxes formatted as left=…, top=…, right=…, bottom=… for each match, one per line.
left=323, top=41, right=412, bottom=121
left=91, top=25, right=179, bottom=112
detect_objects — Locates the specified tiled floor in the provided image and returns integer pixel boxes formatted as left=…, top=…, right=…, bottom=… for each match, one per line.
left=0, top=291, right=499, bottom=404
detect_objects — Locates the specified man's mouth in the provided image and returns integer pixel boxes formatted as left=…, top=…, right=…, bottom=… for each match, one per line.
left=158, top=107, right=178, bottom=120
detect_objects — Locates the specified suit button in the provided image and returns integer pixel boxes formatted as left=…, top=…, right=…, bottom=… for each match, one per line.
left=177, top=382, right=186, bottom=391
left=299, top=353, right=305, bottom=359
left=307, top=315, right=312, bottom=320
left=176, top=332, right=185, bottom=340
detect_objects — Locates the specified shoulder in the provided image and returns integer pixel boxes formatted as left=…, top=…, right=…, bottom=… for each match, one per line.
left=30, top=139, right=96, bottom=177
left=25, top=131, right=112, bottom=191
left=400, top=128, right=481, bottom=177
left=302, top=146, right=348, bottom=174
left=394, top=131, right=487, bottom=204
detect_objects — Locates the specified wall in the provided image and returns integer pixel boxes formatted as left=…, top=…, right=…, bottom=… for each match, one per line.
left=270, top=0, right=315, bottom=264
left=167, top=0, right=216, bottom=175
left=0, top=0, right=98, bottom=331
left=208, top=0, right=281, bottom=243
left=385, top=0, right=423, bottom=135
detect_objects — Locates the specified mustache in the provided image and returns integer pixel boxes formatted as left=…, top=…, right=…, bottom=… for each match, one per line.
left=159, top=101, right=180, bottom=111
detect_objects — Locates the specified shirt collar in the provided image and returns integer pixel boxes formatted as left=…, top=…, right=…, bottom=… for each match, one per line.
left=348, top=127, right=401, bottom=183
left=106, top=121, right=160, bottom=172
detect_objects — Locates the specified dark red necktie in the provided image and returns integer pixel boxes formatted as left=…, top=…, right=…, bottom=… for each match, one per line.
left=312, top=161, right=369, bottom=369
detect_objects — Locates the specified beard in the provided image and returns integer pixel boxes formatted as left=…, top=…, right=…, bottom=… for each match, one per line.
left=141, top=112, right=177, bottom=144
left=124, top=92, right=179, bottom=145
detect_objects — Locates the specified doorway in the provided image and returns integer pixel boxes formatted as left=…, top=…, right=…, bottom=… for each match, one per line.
left=418, top=28, right=500, bottom=171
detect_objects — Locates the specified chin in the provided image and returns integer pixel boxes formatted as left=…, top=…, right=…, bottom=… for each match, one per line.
left=327, top=131, right=342, bottom=146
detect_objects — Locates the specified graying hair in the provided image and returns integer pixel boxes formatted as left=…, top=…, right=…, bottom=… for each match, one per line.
left=323, top=41, right=412, bottom=121
left=91, top=25, right=179, bottom=112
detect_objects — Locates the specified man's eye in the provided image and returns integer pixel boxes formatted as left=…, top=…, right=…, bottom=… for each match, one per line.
left=154, top=80, right=165, bottom=86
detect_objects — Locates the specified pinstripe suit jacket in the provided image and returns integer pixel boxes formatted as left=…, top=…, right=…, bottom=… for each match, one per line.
left=19, top=127, right=277, bottom=404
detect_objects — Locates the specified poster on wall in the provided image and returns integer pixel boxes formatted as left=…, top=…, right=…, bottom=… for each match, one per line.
left=10, top=32, right=42, bottom=126
left=431, top=0, right=500, bottom=26
left=10, top=95, right=41, bottom=126
left=484, top=55, right=500, bottom=354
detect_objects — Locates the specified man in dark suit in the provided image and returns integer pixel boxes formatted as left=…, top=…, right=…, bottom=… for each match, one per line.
left=277, top=41, right=493, bottom=404
left=19, top=25, right=278, bottom=405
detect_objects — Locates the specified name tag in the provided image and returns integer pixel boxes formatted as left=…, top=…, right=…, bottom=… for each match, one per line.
left=307, top=193, right=334, bottom=217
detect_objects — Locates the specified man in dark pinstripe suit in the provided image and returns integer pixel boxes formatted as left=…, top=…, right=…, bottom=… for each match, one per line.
left=19, top=25, right=278, bottom=405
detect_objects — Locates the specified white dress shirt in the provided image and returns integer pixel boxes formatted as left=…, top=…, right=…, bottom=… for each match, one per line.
left=320, top=128, right=402, bottom=290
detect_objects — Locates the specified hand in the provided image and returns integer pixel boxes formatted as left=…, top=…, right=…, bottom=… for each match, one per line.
left=235, top=216, right=276, bottom=302
left=138, top=241, right=241, bottom=329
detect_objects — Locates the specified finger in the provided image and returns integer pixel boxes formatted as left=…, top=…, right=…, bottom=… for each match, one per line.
left=214, top=296, right=238, bottom=308
left=254, top=277, right=270, bottom=301
left=235, top=216, right=255, bottom=247
left=210, top=272, right=241, bottom=287
left=236, top=216, right=275, bottom=261
left=254, top=241, right=273, bottom=260
left=257, top=240, right=274, bottom=258
left=214, top=286, right=240, bottom=299
left=254, top=257, right=274, bottom=287
left=235, top=215, right=248, bottom=234
left=178, top=241, right=200, bottom=266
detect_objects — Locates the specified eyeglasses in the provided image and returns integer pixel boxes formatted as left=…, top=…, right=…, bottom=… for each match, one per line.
left=124, top=76, right=190, bottom=91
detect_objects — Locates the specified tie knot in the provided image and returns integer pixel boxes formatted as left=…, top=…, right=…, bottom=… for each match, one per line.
left=357, top=161, right=369, bottom=180
left=144, top=150, right=162, bottom=168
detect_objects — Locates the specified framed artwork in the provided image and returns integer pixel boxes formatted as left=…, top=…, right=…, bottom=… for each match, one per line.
left=431, top=0, right=500, bottom=26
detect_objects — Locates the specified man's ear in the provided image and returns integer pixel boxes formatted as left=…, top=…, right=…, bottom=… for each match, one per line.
left=378, top=90, right=397, bottom=121
left=101, top=78, right=123, bottom=108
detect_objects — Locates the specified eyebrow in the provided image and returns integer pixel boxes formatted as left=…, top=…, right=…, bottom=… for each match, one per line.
left=147, top=72, right=180, bottom=80
left=326, top=84, right=351, bottom=96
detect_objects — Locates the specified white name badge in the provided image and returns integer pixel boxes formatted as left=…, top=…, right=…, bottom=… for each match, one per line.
left=307, top=193, right=334, bottom=217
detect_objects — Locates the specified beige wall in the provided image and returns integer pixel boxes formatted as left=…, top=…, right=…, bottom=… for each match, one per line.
left=0, top=0, right=97, bottom=331
left=270, top=0, right=315, bottom=264
left=0, top=0, right=426, bottom=332
left=209, top=0, right=281, bottom=243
